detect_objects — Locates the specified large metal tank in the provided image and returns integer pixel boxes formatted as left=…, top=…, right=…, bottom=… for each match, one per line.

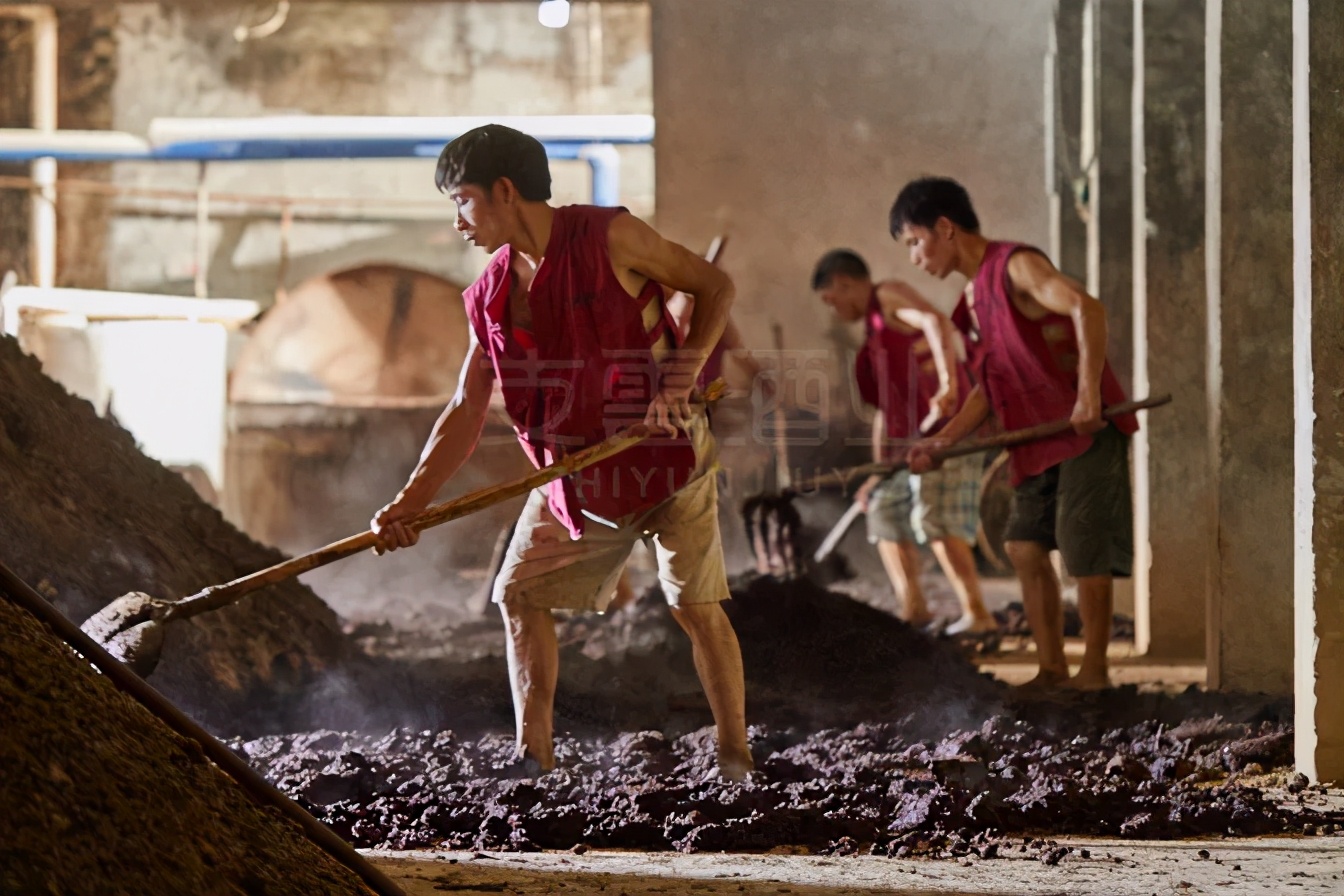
left=223, top=263, right=531, bottom=628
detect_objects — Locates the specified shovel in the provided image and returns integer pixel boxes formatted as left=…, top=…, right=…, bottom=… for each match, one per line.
left=754, top=393, right=1173, bottom=572
left=740, top=322, right=804, bottom=579
left=82, top=422, right=679, bottom=678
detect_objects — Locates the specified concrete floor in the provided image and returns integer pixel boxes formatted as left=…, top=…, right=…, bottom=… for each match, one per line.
left=369, top=836, right=1344, bottom=895
left=824, top=560, right=1209, bottom=691
left=975, top=640, right=1207, bottom=689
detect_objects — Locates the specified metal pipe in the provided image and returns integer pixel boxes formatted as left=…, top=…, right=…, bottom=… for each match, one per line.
left=0, top=560, right=404, bottom=896
left=276, top=201, right=292, bottom=303
left=0, top=111, right=645, bottom=207
left=194, top=162, right=209, bottom=299
left=578, top=142, right=622, bottom=206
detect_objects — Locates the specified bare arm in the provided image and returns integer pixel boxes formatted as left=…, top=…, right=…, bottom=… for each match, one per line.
left=372, top=335, right=495, bottom=551
left=607, top=213, right=736, bottom=431
left=878, top=280, right=960, bottom=427
left=935, top=383, right=992, bottom=443
left=855, top=410, right=887, bottom=509
left=1007, top=250, right=1108, bottom=434
left=667, top=295, right=762, bottom=383
left=871, top=409, right=886, bottom=463
left=906, top=384, right=992, bottom=475
left=608, top=214, right=734, bottom=388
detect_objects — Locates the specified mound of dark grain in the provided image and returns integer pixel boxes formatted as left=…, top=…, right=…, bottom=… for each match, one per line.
left=556, top=575, right=1006, bottom=737
left=234, top=702, right=1339, bottom=856
left=334, top=574, right=1008, bottom=743
left=0, top=596, right=370, bottom=895
left=0, top=334, right=351, bottom=731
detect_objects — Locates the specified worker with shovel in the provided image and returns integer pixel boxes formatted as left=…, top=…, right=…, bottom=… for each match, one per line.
left=812, top=249, right=997, bottom=638
left=371, top=125, right=753, bottom=780
left=892, top=177, right=1138, bottom=692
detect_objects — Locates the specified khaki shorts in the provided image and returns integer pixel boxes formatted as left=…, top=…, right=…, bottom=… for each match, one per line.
left=492, top=469, right=730, bottom=612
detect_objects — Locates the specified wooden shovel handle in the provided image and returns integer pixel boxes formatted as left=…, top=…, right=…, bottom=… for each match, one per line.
left=163, top=426, right=654, bottom=623
left=923, top=392, right=1168, bottom=462
left=794, top=393, right=1172, bottom=494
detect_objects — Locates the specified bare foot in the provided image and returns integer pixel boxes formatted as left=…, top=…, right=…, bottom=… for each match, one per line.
left=1014, top=668, right=1069, bottom=692
left=900, top=608, right=935, bottom=628
left=505, top=753, right=552, bottom=779
left=717, top=748, right=755, bottom=783
left=515, top=743, right=556, bottom=773
left=1064, top=668, right=1113, bottom=692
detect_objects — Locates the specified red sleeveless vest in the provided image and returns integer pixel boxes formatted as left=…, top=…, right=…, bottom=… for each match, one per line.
left=462, top=205, right=697, bottom=538
left=952, top=241, right=1137, bottom=485
left=697, top=339, right=727, bottom=392
left=854, top=287, right=972, bottom=453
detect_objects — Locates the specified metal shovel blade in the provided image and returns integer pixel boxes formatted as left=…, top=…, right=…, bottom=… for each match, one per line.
left=79, top=591, right=171, bottom=676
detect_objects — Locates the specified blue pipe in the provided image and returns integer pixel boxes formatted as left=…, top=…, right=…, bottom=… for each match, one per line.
left=0, top=139, right=626, bottom=204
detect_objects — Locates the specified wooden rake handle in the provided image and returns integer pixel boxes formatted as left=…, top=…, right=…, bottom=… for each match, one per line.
left=163, top=426, right=654, bottom=623
left=793, top=393, right=1172, bottom=495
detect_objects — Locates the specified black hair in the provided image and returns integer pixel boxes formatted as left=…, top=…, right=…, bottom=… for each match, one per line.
left=888, top=177, right=980, bottom=236
left=810, top=249, right=870, bottom=290
left=434, top=124, right=552, bottom=201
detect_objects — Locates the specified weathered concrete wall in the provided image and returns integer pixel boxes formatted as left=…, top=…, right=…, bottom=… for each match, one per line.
left=650, top=0, right=1053, bottom=494
left=0, top=9, right=116, bottom=288
left=1206, top=0, right=1295, bottom=694
left=108, top=1, right=652, bottom=300
left=0, top=17, right=35, bottom=283
left=652, top=0, right=1052, bottom=322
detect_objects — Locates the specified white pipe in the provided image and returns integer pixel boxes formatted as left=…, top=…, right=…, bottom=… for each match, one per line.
left=0, top=129, right=149, bottom=156
left=1, top=285, right=259, bottom=337
left=2, top=6, right=59, bottom=289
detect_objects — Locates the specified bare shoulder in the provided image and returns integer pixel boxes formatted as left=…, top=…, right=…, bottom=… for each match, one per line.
left=606, top=210, right=665, bottom=266
left=1005, top=247, right=1062, bottom=294
left=1005, top=247, right=1091, bottom=315
left=606, top=210, right=725, bottom=297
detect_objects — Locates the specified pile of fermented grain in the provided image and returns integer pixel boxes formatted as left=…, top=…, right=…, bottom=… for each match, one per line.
left=0, top=596, right=370, bottom=894
left=0, top=333, right=351, bottom=732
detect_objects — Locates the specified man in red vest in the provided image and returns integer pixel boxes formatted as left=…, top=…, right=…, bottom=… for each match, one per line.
left=371, top=125, right=752, bottom=780
left=811, top=249, right=996, bottom=637
left=893, top=177, right=1137, bottom=691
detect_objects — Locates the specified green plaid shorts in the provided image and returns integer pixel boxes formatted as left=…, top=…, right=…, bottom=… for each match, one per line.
left=866, top=452, right=982, bottom=545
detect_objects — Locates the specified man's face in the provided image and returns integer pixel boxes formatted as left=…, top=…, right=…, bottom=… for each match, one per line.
left=448, top=181, right=509, bottom=253
left=899, top=221, right=955, bottom=279
left=816, top=275, right=868, bottom=322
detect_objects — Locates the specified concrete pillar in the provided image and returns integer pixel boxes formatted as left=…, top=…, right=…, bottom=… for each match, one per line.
left=1081, top=0, right=1135, bottom=619
left=1086, top=0, right=1134, bottom=394
left=1131, top=0, right=1208, bottom=660
left=1292, top=0, right=1344, bottom=783
left=1048, top=0, right=1087, bottom=282
left=1205, top=0, right=1294, bottom=694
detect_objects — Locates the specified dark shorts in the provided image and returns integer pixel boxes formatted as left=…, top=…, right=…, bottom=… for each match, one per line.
left=1003, top=424, right=1133, bottom=578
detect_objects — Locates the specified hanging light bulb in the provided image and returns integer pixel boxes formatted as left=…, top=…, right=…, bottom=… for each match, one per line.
left=538, top=0, right=570, bottom=29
